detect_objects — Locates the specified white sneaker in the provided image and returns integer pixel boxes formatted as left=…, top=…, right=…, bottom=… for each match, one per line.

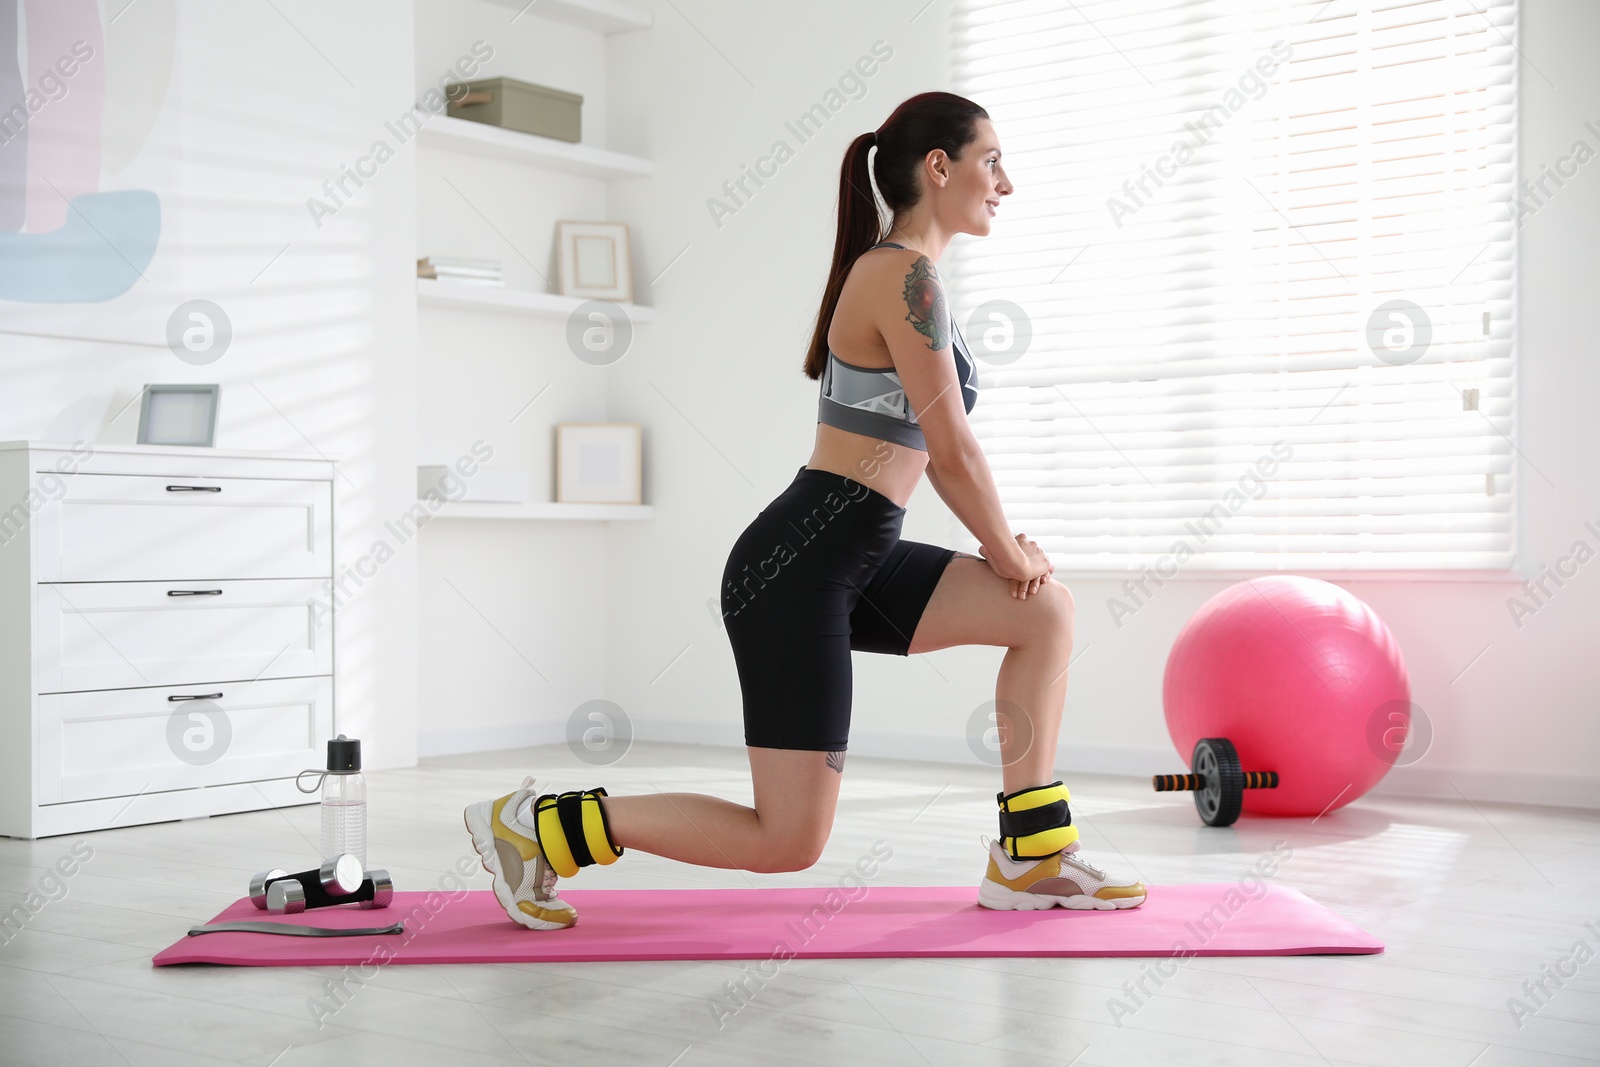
left=462, top=775, right=578, bottom=929
left=976, top=835, right=1147, bottom=911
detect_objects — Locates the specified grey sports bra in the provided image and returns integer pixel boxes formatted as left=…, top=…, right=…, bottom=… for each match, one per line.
left=816, top=241, right=978, bottom=452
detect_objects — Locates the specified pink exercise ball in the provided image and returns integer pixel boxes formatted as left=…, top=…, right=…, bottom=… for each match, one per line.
left=1162, top=576, right=1411, bottom=818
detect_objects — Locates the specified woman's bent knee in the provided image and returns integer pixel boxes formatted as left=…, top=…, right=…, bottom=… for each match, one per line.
left=1021, top=579, right=1074, bottom=643
left=751, top=832, right=827, bottom=873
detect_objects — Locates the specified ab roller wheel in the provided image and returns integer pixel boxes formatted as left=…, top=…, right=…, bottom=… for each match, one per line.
left=1152, top=737, right=1279, bottom=827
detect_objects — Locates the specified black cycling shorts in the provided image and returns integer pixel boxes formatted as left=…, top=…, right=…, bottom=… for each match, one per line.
left=719, top=465, right=958, bottom=751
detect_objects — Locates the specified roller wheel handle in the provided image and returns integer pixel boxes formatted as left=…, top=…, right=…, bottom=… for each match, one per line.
left=1152, top=771, right=1279, bottom=791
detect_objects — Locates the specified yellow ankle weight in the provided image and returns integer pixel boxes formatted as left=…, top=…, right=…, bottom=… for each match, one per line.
left=533, top=788, right=623, bottom=878
left=997, top=780, right=1080, bottom=859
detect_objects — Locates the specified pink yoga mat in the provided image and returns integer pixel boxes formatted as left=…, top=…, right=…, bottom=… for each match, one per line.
left=152, top=884, right=1381, bottom=966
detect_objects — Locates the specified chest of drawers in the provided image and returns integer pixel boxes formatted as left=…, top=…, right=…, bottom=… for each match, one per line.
left=0, top=441, right=337, bottom=838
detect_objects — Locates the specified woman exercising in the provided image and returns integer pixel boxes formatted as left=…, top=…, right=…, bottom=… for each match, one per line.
left=464, top=91, right=1146, bottom=929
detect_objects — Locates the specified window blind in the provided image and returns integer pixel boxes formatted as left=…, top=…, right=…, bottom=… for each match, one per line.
left=945, top=0, right=1518, bottom=573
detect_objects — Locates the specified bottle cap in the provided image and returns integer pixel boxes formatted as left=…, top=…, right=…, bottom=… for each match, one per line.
left=326, top=734, right=361, bottom=772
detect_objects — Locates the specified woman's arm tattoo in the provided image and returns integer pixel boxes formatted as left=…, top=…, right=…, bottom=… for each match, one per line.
left=901, top=256, right=950, bottom=351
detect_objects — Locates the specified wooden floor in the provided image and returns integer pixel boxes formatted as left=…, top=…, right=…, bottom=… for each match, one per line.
left=2, top=741, right=1597, bottom=1066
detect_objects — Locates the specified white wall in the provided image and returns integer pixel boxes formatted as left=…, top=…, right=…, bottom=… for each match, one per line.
left=410, top=0, right=620, bottom=756
left=0, top=2, right=420, bottom=770
left=596, top=0, right=1600, bottom=809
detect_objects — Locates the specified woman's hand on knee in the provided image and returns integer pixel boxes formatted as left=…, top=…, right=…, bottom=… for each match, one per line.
left=1010, top=534, right=1053, bottom=600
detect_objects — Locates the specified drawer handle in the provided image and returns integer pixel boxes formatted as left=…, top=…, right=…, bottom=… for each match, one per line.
left=169, top=692, right=223, bottom=701
left=166, top=484, right=222, bottom=492
left=167, top=589, right=223, bottom=597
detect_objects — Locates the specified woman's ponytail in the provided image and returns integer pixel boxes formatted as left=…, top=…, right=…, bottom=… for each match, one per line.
left=803, top=130, right=883, bottom=380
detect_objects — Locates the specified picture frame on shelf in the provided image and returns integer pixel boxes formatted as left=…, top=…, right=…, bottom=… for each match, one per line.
left=136, top=384, right=221, bottom=447
left=555, top=422, right=642, bottom=504
left=556, top=220, right=633, bottom=302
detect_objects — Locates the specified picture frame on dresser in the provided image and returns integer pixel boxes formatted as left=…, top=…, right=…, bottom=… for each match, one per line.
left=136, top=383, right=221, bottom=447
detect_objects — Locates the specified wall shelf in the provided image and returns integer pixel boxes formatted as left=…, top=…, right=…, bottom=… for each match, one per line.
left=428, top=501, right=653, bottom=521
left=414, top=0, right=654, bottom=540
left=481, top=0, right=651, bottom=35
left=417, top=278, right=654, bottom=321
left=417, top=115, right=651, bottom=178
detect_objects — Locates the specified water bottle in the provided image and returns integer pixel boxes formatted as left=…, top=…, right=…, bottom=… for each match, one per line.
left=318, top=735, right=366, bottom=871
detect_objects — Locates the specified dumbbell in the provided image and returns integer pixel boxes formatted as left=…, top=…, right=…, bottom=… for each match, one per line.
left=248, top=868, right=290, bottom=909
left=248, top=855, right=394, bottom=912
left=1151, top=737, right=1278, bottom=827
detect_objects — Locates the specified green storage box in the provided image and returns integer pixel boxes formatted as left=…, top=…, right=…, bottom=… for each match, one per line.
left=446, top=76, right=582, bottom=143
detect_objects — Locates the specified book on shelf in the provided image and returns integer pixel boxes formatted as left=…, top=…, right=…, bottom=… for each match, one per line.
left=422, top=275, right=506, bottom=287
left=418, top=274, right=506, bottom=286
left=418, top=256, right=505, bottom=285
left=419, top=255, right=501, bottom=270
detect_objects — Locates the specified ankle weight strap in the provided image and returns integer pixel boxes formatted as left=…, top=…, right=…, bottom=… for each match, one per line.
left=997, top=780, right=1079, bottom=859
left=533, top=788, right=623, bottom=878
